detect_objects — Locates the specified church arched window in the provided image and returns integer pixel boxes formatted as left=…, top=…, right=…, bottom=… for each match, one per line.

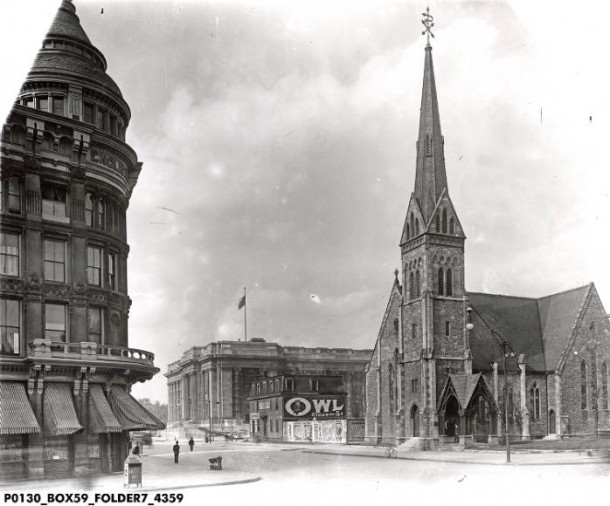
left=415, top=218, right=420, bottom=236
left=591, top=347, right=598, bottom=410
left=602, top=362, right=608, bottom=410
left=406, top=224, right=410, bottom=239
left=409, top=272, right=415, bottom=300
left=437, top=267, right=444, bottom=295
left=449, top=217, right=455, bottom=235
left=435, top=214, right=440, bottom=232
left=388, top=363, right=396, bottom=413
left=581, top=360, right=588, bottom=410
left=529, top=383, right=540, bottom=420
left=446, top=269, right=453, bottom=296
left=442, top=208, right=448, bottom=233
left=415, top=270, right=421, bottom=297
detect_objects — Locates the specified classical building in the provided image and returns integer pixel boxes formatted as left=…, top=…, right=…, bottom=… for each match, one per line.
left=248, top=374, right=364, bottom=444
left=165, top=339, right=371, bottom=438
left=0, top=0, right=163, bottom=480
left=365, top=34, right=610, bottom=448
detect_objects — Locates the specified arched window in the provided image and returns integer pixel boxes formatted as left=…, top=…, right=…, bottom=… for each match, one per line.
left=409, top=272, right=415, bottom=300
left=591, top=348, right=598, bottom=410
left=84, top=193, right=93, bottom=226
left=415, top=219, right=420, bottom=235
left=449, top=217, right=455, bottom=235
left=406, top=224, right=410, bottom=239
left=446, top=269, right=453, bottom=296
left=410, top=214, right=414, bottom=234
left=58, top=137, right=72, bottom=155
left=435, top=214, right=440, bottom=232
left=602, top=362, right=608, bottom=410
left=42, top=133, right=54, bottom=151
left=416, top=270, right=421, bottom=297
left=96, top=198, right=105, bottom=230
left=442, top=208, right=448, bottom=233
left=388, top=364, right=395, bottom=413
left=425, top=135, right=432, bottom=156
left=581, top=361, right=588, bottom=410
left=437, top=267, right=444, bottom=295
left=530, top=383, right=540, bottom=420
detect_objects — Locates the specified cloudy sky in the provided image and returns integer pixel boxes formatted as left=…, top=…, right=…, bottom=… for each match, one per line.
left=1, top=0, right=609, bottom=404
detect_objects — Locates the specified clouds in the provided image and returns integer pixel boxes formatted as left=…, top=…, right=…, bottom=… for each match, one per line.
left=2, top=1, right=609, bottom=402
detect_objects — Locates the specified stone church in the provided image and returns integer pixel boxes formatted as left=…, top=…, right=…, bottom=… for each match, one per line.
left=364, top=37, right=610, bottom=449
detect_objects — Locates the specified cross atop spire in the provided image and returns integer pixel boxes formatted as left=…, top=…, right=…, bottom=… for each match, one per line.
left=421, top=6, right=435, bottom=47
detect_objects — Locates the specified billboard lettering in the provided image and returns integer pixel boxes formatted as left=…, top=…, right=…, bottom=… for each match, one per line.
left=284, top=396, right=345, bottom=420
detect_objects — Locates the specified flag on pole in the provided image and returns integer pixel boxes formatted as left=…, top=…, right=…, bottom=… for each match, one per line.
left=238, top=294, right=246, bottom=310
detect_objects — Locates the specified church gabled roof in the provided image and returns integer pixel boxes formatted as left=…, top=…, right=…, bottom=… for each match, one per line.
left=447, top=373, right=481, bottom=409
left=538, top=284, right=591, bottom=372
left=467, top=284, right=593, bottom=374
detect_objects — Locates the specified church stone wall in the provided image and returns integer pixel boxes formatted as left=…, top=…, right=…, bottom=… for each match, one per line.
left=560, top=291, right=610, bottom=436
left=432, top=298, right=465, bottom=357
left=402, top=301, right=423, bottom=360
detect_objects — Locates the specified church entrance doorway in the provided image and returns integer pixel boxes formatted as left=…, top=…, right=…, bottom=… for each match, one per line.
left=410, top=405, right=420, bottom=437
left=443, top=396, right=459, bottom=440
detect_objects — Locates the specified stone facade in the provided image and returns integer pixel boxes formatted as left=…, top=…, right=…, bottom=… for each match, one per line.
left=165, top=339, right=371, bottom=437
left=0, top=1, right=162, bottom=480
left=365, top=39, right=610, bottom=449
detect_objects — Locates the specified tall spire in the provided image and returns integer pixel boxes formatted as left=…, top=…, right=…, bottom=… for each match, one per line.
left=413, top=9, right=447, bottom=224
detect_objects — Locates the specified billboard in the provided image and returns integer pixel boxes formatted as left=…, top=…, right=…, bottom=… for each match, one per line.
left=283, top=395, right=345, bottom=420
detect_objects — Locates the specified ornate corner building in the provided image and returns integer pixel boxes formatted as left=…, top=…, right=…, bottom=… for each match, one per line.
left=365, top=36, right=610, bottom=449
left=0, top=0, right=164, bottom=480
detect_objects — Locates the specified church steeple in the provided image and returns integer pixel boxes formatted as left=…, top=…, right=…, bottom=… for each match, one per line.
left=413, top=42, right=447, bottom=224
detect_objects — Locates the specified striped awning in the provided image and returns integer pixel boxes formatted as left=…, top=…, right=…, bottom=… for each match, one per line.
left=109, top=386, right=165, bottom=431
left=0, top=382, right=40, bottom=435
left=89, top=384, right=121, bottom=434
left=44, top=383, right=82, bottom=436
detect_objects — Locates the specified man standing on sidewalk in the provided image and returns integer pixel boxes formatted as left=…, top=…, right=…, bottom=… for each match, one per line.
left=173, top=441, right=180, bottom=463
left=188, top=437, right=195, bottom=452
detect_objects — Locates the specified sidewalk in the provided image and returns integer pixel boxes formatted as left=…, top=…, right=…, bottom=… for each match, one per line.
left=303, top=443, right=610, bottom=466
left=0, top=441, right=261, bottom=492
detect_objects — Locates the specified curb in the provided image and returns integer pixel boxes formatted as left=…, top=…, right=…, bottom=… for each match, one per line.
left=302, top=449, right=609, bottom=466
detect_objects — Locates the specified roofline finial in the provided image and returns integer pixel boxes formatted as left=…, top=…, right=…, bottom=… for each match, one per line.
left=421, top=6, right=435, bottom=47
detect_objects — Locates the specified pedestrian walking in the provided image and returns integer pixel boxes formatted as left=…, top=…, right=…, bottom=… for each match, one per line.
left=132, top=442, right=140, bottom=455
left=173, top=441, right=180, bottom=463
left=188, top=437, right=194, bottom=452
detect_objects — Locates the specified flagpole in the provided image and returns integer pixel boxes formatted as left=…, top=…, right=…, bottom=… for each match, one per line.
left=243, top=287, right=248, bottom=342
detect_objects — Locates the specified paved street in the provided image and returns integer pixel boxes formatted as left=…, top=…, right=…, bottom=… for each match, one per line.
left=2, top=440, right=610, bottom=506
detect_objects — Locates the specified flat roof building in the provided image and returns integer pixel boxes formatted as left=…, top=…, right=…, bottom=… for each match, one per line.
left=165, top=339, right=371, bottom=438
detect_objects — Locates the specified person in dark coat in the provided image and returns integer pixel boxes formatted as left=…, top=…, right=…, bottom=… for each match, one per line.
left=173, top=441, right=180, bottom=463
left=188, top=437, right=194, bottom=452
left=132, top=443, right=140, bottom=455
